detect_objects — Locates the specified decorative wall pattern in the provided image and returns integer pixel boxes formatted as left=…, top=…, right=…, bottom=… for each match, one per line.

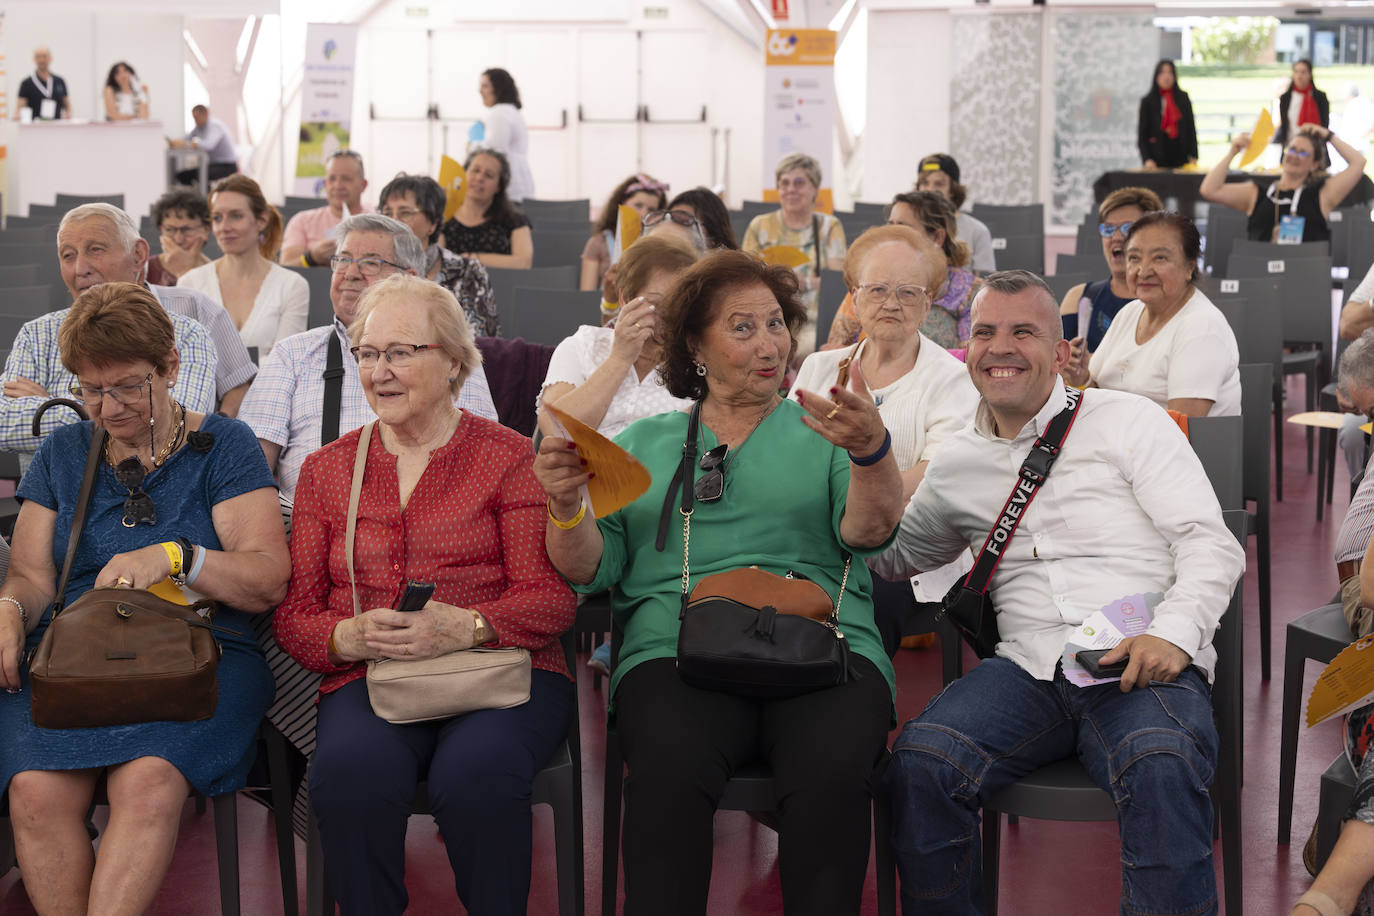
left=950, top=13, right=1043, bottom=209
left=1049, top=12, right=1158, bottom=226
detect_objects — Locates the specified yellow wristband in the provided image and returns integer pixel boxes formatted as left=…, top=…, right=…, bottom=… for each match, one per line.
left=160, top=541, right=183, bottom=577
left=547, top=498, right=587, bottom=530
left=300, top=254, right=312, bottom=268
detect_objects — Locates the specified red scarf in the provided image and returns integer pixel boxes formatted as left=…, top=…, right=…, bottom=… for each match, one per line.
left=1160, top=88, right=1180, bottom=139
left=1294, top=85, right=1321, bottom=128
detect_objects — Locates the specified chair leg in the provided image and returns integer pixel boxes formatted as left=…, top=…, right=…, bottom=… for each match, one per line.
left=212, top=793, right=240, bottom=916
left=306, top=807, right=334, bottom=916
left=1306, top=367, right=1316, bottom=473
left=1221, top=772, right=1243, bottom=916
left=1278, top=637, right=1306, bottom=844
left=602, top=733, right=624, bottom=916
left=549, top=769, right=583, bottom=916
left=265, top=725, right=300, bottom=916
left=982, top=810, right=1000, bottom=916
left=1257, top=509, right=1272, bottom=682
left=1317, top=427, right=1329, bottom=521
left=874, top=793, right=897, bottom=916
left=1273, top=383, right=1285, bottom=502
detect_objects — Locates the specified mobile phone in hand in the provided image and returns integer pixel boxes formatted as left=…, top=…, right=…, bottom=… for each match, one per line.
left=396, top=580, right=435, bottom=612
left=1076, top=648, right=1129, bottom=679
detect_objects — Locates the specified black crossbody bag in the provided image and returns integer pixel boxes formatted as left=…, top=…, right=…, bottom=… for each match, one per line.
left=939, top=386, right=1084, bottom=658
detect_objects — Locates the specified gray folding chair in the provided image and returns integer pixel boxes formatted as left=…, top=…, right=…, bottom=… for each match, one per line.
left=1053, top=253, right=1099, bottom=278
left=1203, top=204, right=1247, bottom=278
left=1239, top=362, right=1275, bottom=680
left=506, top=288, right=601, bottom=347
left=1229, top=239, right=1331, bottom=262
left=1187, top=415, right=1244, bottom=511
left=970, top=203, right=1044, bottom=237
left=520, top=198, right=591, bottom=224
left=487, top=266, right=580, bottom=337
left=283, top=266, right=336, bottom=329
left=816, top=269, right=847, bottom=352
left=1329, top=205, right=1360, bottom=269
left=834, top=212, right=875, bottom=247
left=54, top=193, right=124, bottom=211
left=852, top=201, right=888, bottom=222
left=0, top=286, right=55, bottom=321
left=988, top=234, right=1044, bottom=274
left=1348, top=210, right=1374, bottom=294
left=1074, top=216, right=1103, bottom=261
left=0, top=264, right=43, bottom=288
left=1045, top=273, right=1088, bottom=305
left=532, top=229, right=593, bottom=270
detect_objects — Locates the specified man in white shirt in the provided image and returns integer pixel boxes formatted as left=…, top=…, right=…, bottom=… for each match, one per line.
left=874, top=271, right=1244, bottom=915
left=240, top=213, right=497, bottom=499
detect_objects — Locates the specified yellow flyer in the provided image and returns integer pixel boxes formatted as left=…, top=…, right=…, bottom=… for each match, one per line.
left=1239, top=109, right=1275, bottom=169
left=1307, top=636, right=1374, bottom=727
left=601, top=204, right=645, bottom=315
left=760, top=244, right=810, bottom=269
left=544, top=403, right=651, bottom=517
left=438, top=155, right=466, bottom=221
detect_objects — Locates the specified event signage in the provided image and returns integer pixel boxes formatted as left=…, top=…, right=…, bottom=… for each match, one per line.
left=761, top=29, right=837, bottom=214
left=294, top=23, right=359, bottom=197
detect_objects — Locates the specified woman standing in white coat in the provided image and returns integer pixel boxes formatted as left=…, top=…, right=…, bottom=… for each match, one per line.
left=478, top=68, right=535, bottom=203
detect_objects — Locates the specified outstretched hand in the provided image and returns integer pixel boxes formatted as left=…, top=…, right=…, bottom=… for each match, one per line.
left=793, top=356, right=888, bottom=457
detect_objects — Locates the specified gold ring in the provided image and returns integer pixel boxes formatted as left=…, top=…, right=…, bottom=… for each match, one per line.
left=825, top=405, right=841, bottom=420
left=114, top=576, right=134, bottom=588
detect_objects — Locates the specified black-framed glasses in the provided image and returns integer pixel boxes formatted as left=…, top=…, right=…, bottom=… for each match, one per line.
left=113, top=456, right=156, bottom=527
left=694, top=444, right=729, bottom=503
left=350, top=343, right=440, bottom=368
left=642, top=209, right=700, bottom=231
left=1098, top=220, right=1135, bottom=238
left=329, top=254, right=406, bottom=277
left=70, top=373, right=153, bottom=407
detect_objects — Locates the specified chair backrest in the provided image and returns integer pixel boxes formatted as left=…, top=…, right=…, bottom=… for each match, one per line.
left=0, top=226, right=55, bottom=247
left=1349, top=210, right=1374, bottom=296
left=487, top=266, right=579, bottom=333
left=737, top=200, right=776, bottom=220
left=988, top=233, right=1044, bottom=274
left=816, top=269, right=846, bottom=352
left=1055, top=253, right=1100, bottom=278
left=834, top=212, right=876, bottom=247
left=1203, top=203, right=1247, bottom=277
left=1187, top=415, right=1244, bottom=511
left=54, top=193, right=124, bottom=211
left=852, top=201, right=888, bottom=222
left=519, top=199, right=591, bottom=224
left=25, top=204, right=64, bottom=225
left=0, top=264, right=42, bottom=288
left=1230, top=239, right=1330, bottom=262
left=0, top=286, right=55, bottom=322
left=507, top=288, right=601, bottom=346
left=531, top=229, right=592, bottom=269
left=1074, top=217, right=1103, bottom=261
left=1213, top=509, right=1247, bottom=760
left=1045, top=273, right=1088, bottom=305
left=1329, top=205, right=1360, bottom=268
left=473, top=335, right=557, bottom=437
left=282, top=266, right=336, bottom=329
left=529, top=217, right=594, bottom=235
left=729, top=211, right=753, bottom=247
left=1227, top=254, right=1333, bottom=350
left=1199, top=275, right=1284, bottom=368
left=970, top=203, right=1044, bottom=237
left=0, top=313, right=36, bottom=349
left=1238, top=362, right=1273, bottom=505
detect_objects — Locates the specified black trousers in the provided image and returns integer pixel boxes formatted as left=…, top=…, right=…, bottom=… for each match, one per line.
left=175, top=161, right=239, bottom=186
left=614, top=656, right=892, bottom=916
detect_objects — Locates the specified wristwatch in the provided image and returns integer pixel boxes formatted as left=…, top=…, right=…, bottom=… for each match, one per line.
left=468, top=608, right=495, bottom=647
left=172, top=536, right=195, bottom=587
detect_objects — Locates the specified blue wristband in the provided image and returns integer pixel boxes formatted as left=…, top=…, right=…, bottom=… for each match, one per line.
left=186, top=543, right=208, bottom=586
left=849, top=429, right=892, bottom=466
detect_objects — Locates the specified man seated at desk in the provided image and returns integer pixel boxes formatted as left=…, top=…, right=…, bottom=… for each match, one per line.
left=15, top=47, right=69, bottom=121
left=169, top=105, right=240, bottom=185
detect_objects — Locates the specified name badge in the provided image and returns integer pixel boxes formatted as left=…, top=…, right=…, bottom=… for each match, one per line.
left=39, top=98, right=56, bottom=120
left=1277, top=214, right=1306, bottom=245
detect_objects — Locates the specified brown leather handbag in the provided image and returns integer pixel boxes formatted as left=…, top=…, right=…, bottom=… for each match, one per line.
left=27, top=426, right=228, bottom=729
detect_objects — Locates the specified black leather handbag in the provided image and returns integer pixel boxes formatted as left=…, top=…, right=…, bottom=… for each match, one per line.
left=938, top=386, right=1085, bottom=658
left=662, top=401, right=853, bottom=698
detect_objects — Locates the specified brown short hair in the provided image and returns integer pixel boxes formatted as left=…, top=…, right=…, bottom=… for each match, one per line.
left=658, top=250, right=806, bottom=400
left=349, top=274, right=482, bottom=397
left=616, top=235, right=700, bottom=302
left=1098, top=187, right=1164, bottom=221
left=60, top=282, right=175, bottom=376
left=211, top=174, right=283, bottom=260
left=843, top=225, right=948, bottom=297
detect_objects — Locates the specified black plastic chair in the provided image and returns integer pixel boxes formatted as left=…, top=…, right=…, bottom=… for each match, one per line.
left=521, top=199, right=592, bottom=224
left=816, top=268, right=846, bottom=351
left=1240, top=363, right=1276, bottom=680
left=505, top=288, right=602, bottom=347
left=986, top=233, right=1044, bottom=274
left=532, top=229, right=593, bottom=270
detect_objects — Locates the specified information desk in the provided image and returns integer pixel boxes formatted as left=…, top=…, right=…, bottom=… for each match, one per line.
left=10, top=120, right=166, bottom=219
left=1093, top=168, right=1374, bottom=220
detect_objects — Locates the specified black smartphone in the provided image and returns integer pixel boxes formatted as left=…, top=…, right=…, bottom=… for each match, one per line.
left=1076, top=648, right=1129, bottom=679
left=396, top=579, right=435, bottom=612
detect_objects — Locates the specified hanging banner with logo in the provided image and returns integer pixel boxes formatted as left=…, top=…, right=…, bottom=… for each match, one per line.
left=762, top=29, right=836, bottom=214
left=294, top=23, right=359, bottom=197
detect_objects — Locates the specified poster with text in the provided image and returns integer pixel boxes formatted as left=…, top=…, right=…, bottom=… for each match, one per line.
left=294, top=23, right=358, bottom=197
left=762, top=30, right=836, bottom=214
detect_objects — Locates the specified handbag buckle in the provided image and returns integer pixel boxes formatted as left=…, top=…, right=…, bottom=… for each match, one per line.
left=115, top=603, right=134, bottom=619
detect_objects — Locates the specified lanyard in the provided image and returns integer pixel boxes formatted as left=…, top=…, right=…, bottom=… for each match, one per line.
left=1268, top=181, right=1303, bottom=217
left=32, top=72, right=53, bottom=99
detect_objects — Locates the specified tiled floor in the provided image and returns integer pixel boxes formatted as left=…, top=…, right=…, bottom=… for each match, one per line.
left=0, top=376, right=1354, bottom=914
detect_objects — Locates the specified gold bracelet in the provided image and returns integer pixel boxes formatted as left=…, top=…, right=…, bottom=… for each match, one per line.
left=327, top=624, right=340, bottom=659
left=547, top=498, right=586, bottom=530
left=160, top=541, right=183, bottom=577
left=468, top=607, right=495, bottom=646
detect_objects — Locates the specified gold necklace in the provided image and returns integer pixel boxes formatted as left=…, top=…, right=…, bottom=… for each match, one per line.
left=105, top=401, right=186, bottom=469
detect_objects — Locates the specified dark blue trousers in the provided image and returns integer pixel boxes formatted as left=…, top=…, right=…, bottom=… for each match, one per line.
left=309, top=669, right=573, bottom=916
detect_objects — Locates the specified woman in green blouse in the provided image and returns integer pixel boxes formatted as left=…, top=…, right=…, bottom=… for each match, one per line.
left=534, top=250, right=903, bottom=915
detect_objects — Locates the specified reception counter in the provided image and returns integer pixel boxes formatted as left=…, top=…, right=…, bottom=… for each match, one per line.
left=10, top=119, right=166, bottom=218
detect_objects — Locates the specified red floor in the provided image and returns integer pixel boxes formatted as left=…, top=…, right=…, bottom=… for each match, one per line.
left=0, top=375, right=1349, bottom=914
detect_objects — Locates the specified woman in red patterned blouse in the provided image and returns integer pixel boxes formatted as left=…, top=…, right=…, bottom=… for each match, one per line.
left=273, top=273, right=576, bottom=915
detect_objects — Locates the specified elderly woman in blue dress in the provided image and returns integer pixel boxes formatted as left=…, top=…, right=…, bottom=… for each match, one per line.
left=0, top=282, right=288, bottom=915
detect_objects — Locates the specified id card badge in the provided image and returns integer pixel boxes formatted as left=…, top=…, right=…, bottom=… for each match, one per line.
left=39, top=98, right=56, bottom=120
left=1278, top=214, right=1306, bottom=244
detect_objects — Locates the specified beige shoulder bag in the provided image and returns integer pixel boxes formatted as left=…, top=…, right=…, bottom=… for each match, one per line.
left=345, top=422, right=531, bottom=724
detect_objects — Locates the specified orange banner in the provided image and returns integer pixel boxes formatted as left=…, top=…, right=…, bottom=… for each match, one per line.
left=765, top=30, right=836, bottom=67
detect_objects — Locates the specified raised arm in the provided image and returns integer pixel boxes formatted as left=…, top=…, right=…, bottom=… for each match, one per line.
left=536, top=299, right=656, bottom=438
left=1317, top=125, right=1368, bottom=216
left=533, top=435, right=605, bottom=585
left=1200, top=133, right=1260, bottom=215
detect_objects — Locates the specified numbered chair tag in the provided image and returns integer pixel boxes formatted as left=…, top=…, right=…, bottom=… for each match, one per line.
left=1221, top=279, right=1240, bottom=293
left=991, top=237, right=1007, bottom=250
left=1267, top=260, right=1286, bottom=274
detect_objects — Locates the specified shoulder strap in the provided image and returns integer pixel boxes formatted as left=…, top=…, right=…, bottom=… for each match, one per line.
left=344, top=421, right=374, bottom=617
left=53, top=426, right=107, bottom=614
left=321, top=330, right=345, bottom=446
left=962, top=386, right=1085, bottom=596
left=813, top=214, right=823, bottom=274
left=655, top=401, right=701, bottom=552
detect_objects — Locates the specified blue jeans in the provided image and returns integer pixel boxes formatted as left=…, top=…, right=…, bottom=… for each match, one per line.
left=885, top=658, right=1218, bottom=916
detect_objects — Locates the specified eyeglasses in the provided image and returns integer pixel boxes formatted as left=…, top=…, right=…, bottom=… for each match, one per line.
left=1098, top=221, right=1135, bottom=238
left=642, top=209, right=700, bottom=231
left=694, top=444, right=729, bottom=503
left=113, top=456, right=156, bottom=527
left=330, top=255, right=406, bottom=277
left=70, top=373, right=153, bottom=406
left=350, top=343, right=440, bottom=367
left=161, top=224, right=206, bottom=239
left=1286, top=146, right=1313, bottom=159
left=380, top=207, right=424, bottom=222
left=854, top=282, right=932, bottom=310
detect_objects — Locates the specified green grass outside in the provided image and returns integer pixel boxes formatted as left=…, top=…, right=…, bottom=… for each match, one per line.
left=1178, top=64, right=1374, bottom=171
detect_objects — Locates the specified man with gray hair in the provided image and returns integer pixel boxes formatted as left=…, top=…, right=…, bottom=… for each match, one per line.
left=1331, top=330, right=1374, bottom=636
left=240, top=213, right=496, bottom=499
left=876, top=270, right=1243, bottom=914
left=0, top=202, right=257, bottom=467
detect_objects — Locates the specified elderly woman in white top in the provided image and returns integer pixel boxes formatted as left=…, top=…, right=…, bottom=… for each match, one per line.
left=792, top=224, right=979, bottom=653
left=1063, top=211, right=1240, bottom=417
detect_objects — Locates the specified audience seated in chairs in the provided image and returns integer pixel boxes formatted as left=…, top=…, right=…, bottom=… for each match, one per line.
left=378, top=172, right=499, bottom=337
left=535, top=250, right=901, bottom=914
left=274, top=274, right=576, bottom=915
left=146, top=187, right=212, bottom=286
left=237, top=213, right=496, bottom=501
left=279, top=149, right=370, bottom=268
left=580, top=173, right=669, bottom=292
left=0, top=282, right=288, bottom=916
left=1063, top=211, right=1241, bottom=418
left=178, top=174, right=309, bottom=359
left=440, top=148, right=533, bottom=270
left=915, top=152, right=996, bottom=273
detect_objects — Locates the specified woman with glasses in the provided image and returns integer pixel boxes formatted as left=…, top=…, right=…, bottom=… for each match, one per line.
left=742, top=153, right=847, bottom=360
left=1137, top=60, right=1197, bottom=170
left=275, top=274, right=575, bottom=914
left=534, top=249, right=901, bottom=915
left=826, top=190, right=983, bottom=351
left=146, top=187, right=212, bottom=286
left=0, top=282, right=288, bottom=915
left=378, top=172, right=497, bottom=337
left=666, top=187, right=738, bottom=251
left=1057, top=186, right=1163, bottom=358
left=580, top=174, right=669, bottom=291
left=1201, top=122, right=1365, bottom=244
left=179, top=174, right=309, bottom=358
left=1063, top=211, right=1240, bottom=418
left=440, top=148, right=533, bottom=269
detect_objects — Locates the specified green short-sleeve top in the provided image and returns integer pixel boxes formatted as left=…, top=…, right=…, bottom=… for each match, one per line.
left=576, top=399, right=897, bottom=710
